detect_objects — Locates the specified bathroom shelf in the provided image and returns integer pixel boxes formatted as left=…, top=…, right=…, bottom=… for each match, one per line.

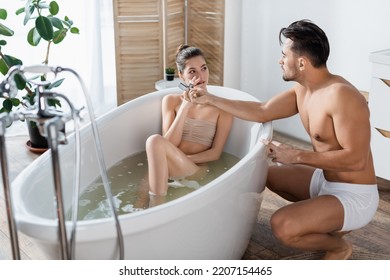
left=155, top=78, right=181, bottom=90
left=370, top=49, right=390, bottom=65
left=369, top=49, right=390, bottom=180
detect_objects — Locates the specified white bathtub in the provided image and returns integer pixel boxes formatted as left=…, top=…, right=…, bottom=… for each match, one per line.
left=12, top=86, right=272, bottom=259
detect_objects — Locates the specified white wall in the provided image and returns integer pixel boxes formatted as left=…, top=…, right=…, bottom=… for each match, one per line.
left=225, top=0, right=390, bottom=141
left=224, top=0, right=242, bottom=89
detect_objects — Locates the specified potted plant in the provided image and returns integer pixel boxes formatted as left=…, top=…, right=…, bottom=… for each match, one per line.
left=0, top=0, right=79, bottom=150
left=165, top=67, right=175, bottom=81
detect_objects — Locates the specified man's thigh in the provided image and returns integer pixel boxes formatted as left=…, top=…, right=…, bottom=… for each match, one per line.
left=266, top=164, right=316, bottom=201
left=273, top=195, right=345, bottom=234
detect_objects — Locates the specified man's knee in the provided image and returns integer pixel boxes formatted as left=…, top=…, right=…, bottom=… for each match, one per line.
left=270, top=211, right=299, bottom=246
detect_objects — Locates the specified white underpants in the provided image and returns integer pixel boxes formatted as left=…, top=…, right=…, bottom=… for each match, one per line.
left=309, top=169, right=379, bottom=231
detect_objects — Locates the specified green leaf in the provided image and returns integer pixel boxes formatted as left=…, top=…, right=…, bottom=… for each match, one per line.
left=15, top=8, right=25, bottom=16
left=14, top=73, right=27, bottom=90
left=37, top=3, right=50, bottom=9
left=70, top=27, right=79, bottom=34
left=0, top=59, right=9, bottom=75
left=23, top=4, right=35, bottom=25
left=0, top=40, right=6, bottom=46
left=2, top=54, right=23, bottom=69
left=49, top=17, right=64, bottom=30
left=49, top=1, right=59, bottom=16
left=35, top=16, right=53, bottom=41
left=0, top=22, right=14, bottom=36
left=11, top=98, right=21, bottom=107
left=53, top=29, right=66, bottom=44
left=0, top=9, right=7, bottom=20
left=62, top=18, right=73, bottom=28
left=27, top=27, right=41, bottom=46
left=3, top=99, right=13, bottom=112
left=47, top=78, right=65, bottom=89
left=23, top=93, right=35, bottom=106
left=47, top=98, right=61, bottom=108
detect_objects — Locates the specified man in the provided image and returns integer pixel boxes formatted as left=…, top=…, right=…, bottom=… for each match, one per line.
left=188, top=19, right=379, bottom=260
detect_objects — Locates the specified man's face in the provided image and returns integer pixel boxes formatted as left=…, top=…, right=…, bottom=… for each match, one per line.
left=279, top=39, right=300, bottom=82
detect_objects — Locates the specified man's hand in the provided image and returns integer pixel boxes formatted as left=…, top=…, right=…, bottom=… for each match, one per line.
left=263, top=140, right=300, bottom=164
left=189, top=87, right=209, bottom=105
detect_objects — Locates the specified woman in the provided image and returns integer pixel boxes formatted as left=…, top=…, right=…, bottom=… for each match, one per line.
left=146, top=44, right=233, bottom=205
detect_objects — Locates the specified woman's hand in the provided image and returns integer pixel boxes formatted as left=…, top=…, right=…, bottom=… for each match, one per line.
left=180, top=91, right=192, bottom=109
left=181, top=76, right=200, bottom=105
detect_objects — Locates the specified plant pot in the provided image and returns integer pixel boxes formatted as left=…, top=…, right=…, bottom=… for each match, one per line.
left=27, top=120, right=48, bottom=149
left=26, top=120, right=66, bottom=153
left=165, top=74, right=175, bottom=81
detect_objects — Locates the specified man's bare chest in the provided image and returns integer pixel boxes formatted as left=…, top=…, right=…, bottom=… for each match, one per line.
left=297, top=96, right=334, bottom=142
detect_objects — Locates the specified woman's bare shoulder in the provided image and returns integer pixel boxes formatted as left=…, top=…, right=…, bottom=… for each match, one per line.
left=162, top=93, right=182, bottom=105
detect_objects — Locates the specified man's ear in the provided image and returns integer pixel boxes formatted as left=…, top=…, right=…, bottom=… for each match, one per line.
left=298, top=57, right=306, bottom=70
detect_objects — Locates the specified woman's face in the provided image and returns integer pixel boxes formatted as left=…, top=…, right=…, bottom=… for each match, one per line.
left=180, top=55, right=209, bottom=90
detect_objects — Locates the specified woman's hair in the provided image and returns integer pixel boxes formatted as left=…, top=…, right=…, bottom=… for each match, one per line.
left=279, top=19, right=330, bottom=68
left=175, top=44, right=205, bottom=73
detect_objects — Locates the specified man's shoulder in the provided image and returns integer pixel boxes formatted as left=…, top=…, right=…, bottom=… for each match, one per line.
left=326, top=79, right=368, bottom=112
left=330, top=81, right=362, bottom=100
left=328, top=75, right=357, bottom=91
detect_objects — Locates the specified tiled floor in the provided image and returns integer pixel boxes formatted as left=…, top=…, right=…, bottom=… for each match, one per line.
left=1, top=130, right=389, bottom=259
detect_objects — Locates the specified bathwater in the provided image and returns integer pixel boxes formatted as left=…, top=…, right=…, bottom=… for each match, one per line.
left=74, top=151, right=240, bottom=220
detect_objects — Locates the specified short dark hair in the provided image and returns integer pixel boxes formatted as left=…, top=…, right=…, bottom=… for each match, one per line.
left=175, top=44, right=205, bottom=73
left=279, top=20, right=330, bottom=68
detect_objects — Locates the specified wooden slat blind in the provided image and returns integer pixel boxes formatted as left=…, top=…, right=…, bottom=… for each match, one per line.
left=117, top=0, right=159, bottom=16
left=165, top=0, right=185, bottom=70
left=113, top=0, right=163, bottom=104
left=187, top=0, right=225, bottom=86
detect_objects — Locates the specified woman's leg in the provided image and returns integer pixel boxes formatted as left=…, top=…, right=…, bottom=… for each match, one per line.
left=146, top=134, right=199, bottom=196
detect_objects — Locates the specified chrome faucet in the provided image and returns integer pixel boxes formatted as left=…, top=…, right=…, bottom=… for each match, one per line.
left=0, top=65, right=78, bottom=260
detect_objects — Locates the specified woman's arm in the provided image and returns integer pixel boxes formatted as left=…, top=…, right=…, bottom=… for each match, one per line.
left=162, top=94, right=191, bottom=146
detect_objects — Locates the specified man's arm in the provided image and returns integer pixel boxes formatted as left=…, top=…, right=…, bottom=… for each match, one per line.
left=191, top=87, right=299, bottom=122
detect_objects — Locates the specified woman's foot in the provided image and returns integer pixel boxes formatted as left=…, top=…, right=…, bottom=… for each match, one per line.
left=148, top=191, right=166, bottom=207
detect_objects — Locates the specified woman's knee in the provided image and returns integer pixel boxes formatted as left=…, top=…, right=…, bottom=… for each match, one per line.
left=146, top=134, right=165, bottom=152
